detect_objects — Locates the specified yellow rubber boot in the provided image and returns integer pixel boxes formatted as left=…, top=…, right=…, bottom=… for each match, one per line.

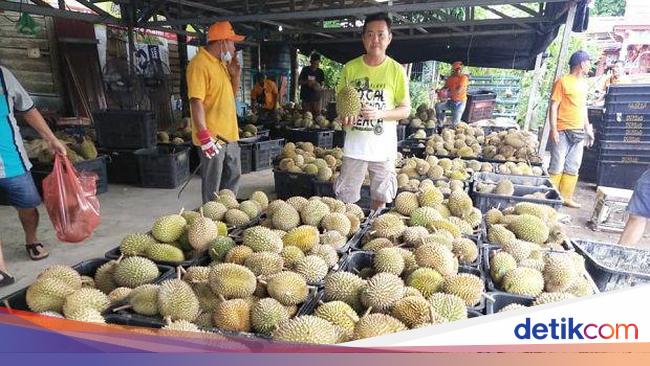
left=549, top=173, right=562, bottom=189
left=559, top=174, right=581, bottom=208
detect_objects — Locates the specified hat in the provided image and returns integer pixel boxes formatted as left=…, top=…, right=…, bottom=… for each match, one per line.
left=569, top=50, right=591, bottom=67
left=452, top=61, right=463, bottom=69
left=207, top=21, right=245, bottom=42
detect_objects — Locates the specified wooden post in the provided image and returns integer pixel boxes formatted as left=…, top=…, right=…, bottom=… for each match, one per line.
left=177, top=32, right=190, bottom=118
left=120, top=4, right=136, bottom=75
left=523, top=53, right=544, bottom=131
left=290, top=47, right=298, bottom=104
left=538, top=0, right=578, bottom=155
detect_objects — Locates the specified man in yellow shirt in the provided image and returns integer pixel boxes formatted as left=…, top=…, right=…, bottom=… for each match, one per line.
left=186, top=21, right=244, bottom=203
left=335, top=13, right=411, bottom=210
left=251, top=73, right=278, bottom=121
left=548, top=50, right=595, bottom=208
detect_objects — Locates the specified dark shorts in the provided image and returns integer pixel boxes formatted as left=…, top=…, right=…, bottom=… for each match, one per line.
left=0, top=171, right=41, bottom=209
left=628, top=168, right=650, bottom=218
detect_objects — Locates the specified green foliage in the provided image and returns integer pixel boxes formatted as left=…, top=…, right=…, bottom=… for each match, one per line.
left=409, top=81, right=431, bottom=113
left=592, top=0, right=626, bottom=16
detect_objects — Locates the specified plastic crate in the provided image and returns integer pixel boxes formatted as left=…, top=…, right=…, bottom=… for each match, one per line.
left=256, top=128, right=270, bottom=139
left=397, top=139, right=426, bottom=158
left=252, top=138, right=284, bottom=171
left=573, top=239, right=650, bottom=292
left=93, top=110, right=156, bottom=149
left=99, top=148, right=140, bottom=185
left=396, top=125, right=406, bottom=142
left=485, top=293, right=534, bottom=314
left=606, top=83, right=650, bottom=95
left=333, top=130, right=346, bottom=147
left=239, top=142, right=254, bottom=174
left=463, top=91, right=497, bottom=123
left=596, top=160, right=649, bottom=189
left=340, top=251, right=486, bottom=311
left=0, top=258, right=174, bottom=312
left=473, top=172, right=554, bottom=188
left=105, top=247, right=208, bottom=268
left=602, top=112, right=650, bottom=127
left=134, top=145, right=190, bottom=189
left=273, top=169, right=315, bottom=199
left=285, top=128, right=334, bottom=148
left=605, top=101, right=650, bottom=115
left=599, top=125, right=650, bottom=136
left=596, top=132, right=650, bottom=142
left=471, top=184, right=563, bottom=214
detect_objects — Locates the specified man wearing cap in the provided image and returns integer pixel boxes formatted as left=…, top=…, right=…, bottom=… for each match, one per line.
left=435, top=61, right=469, bottom=127
left=251, top=72, right=279, bottom=121
left=548, top=50, right=595, bottom=208
left=187, top=21, right=245, bottom=203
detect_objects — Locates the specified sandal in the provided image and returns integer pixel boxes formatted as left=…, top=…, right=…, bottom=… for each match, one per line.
left=0, top=270, right=15, bottom=287
left=26, top=243, right=49, bottom=261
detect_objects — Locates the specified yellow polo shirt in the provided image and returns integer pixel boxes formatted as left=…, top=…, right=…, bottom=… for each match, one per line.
left=187, top=47, right=239, bottom=145
left=551, top=74, right=588, bottom=131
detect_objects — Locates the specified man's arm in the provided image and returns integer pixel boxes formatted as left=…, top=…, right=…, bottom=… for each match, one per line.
left=190, top=98, right=208, bottom=132
left=22, top=109, right=66, bottom=155
left=227, top=57, right=241, bottom=97
left=298, top=69, right=310, bottom=87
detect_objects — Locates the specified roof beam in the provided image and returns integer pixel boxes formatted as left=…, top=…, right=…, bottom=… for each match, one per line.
left=75, top=0, right=120, bottom=22
left=511, top=3, right=540, bottom=16
left=0, top=1, right=122, bottom=24
left=300, top=28, right=534, bottom=44
left=145, top=0, right=568, bottom=27
left=481, top=5, right=533, bottom=29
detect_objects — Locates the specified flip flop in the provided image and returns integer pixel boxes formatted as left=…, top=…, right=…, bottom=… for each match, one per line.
left=26, top=243, right=49, bottom=261
left=0, top=270, right=15, bottom=287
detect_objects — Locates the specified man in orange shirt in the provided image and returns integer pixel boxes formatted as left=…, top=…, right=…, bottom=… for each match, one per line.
left=548, top=50, right=595, bottom=208
left=251, top=73, right=278, bottom=121
left=186, top=21, right=244, bottom=203
left=435, top=61, right=469, bottom=127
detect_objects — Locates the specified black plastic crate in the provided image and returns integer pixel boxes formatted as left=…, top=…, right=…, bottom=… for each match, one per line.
left=596, top=160, right=649, bottom=189
left=239, top=142, right=254, bottom=174
left=105, top=247, right=208, bottom=268
left=273, top=169, right=315, bottom=199
left=398, top=139, right=426, bottom=158
left=472, top=172, right=554, bottom=189
left=0, top=258, right=174, bottom=313
left=596, top=132, right=650, bottom=142
left=471, top=184, right=563, bottom=214
left=134, top=145, right=190, bottom=189
left=600, top=124, right=650, bottom=136
left=99, top=148, right=140, bottom=185
left=605, top=101, right=650, bottom=115
left=602, top=113, right=650, bottom=126
left=607, top=83, right=650, bottom=95
left=93, top=110, right=156, bottom=149
left=579, top=147, right=598, bottom=183
left=573, top=239, right=650, bottom=292
left=396, top=124, right=406, bottom=142
left=158, top=142, right=200, bottom=173
left=485, top=293, right=534, bottom=314
left=333, top=130, right=346, bottom=147
left=285, top=128, right=334, bottom=148
left=340, top=251, right=486, bottom=311
left=252, top=138, right=284, bottom=171
left=257, top=128, right=270, bottom=139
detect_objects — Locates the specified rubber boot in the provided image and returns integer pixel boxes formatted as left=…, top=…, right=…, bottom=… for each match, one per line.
left=559, top=174, right=581, bottom=208
left=549, top=173, right=562, bottom=189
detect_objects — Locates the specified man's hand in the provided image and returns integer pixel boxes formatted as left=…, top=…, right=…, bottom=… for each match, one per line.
left=585, top=123, right=595, bottom=148
left=339, top=116, right=357, bottom=126
left=197, top=129, right=220, bottom=159
left=227, top=55, right=241, bottom=79
left=361, top=105, right=385, bottom=121
left=550, top=128, right=560, bottom=145
left=47, top=138, right=67, bottom=156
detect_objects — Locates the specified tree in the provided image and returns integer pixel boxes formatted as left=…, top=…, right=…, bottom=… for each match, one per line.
left=592, top=0, right=626, bottom=16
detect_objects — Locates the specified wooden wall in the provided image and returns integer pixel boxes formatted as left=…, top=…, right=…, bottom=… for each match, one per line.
left=0, top=13, right=60, bottom=96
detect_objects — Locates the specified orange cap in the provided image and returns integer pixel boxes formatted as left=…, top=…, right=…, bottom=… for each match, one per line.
left=207, top=21, right=245, bottom=42
left=452, top=61, right=463, bottom=69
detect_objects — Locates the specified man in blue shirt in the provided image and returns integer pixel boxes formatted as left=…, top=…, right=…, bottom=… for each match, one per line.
left=0, top=66, right=66, bottom=287
left=619, top=167, right=650, bottom=246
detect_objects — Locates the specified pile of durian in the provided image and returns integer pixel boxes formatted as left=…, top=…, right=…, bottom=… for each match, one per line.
left=25, top=133, right=98, bottom=164
left=424, top=124, right=485, bottom=158
left=395, top=156, right=476, bottom=193
left=399, top=103, right=437, bottom=129
left=276, top=142, right=344, bottom=182
left=482, top=129, right=542, bottom=164
left=116, top=190, right=268, bottom=264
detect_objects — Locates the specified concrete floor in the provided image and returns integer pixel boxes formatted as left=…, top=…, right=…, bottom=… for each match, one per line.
left=0, top=169, right=648, bottom=299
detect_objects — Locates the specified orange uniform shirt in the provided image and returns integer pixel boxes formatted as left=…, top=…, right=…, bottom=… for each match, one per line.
left=251, top=79, right=279, bottom=110
left=186, top=47, right=239, bottom=145
left=551, top=74, right=588, bottom=131
left=445, top=73, right=469, bottom=102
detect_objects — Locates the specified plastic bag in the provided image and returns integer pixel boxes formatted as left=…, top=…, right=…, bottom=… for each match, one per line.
left=42, top=154, right=100, bottom=243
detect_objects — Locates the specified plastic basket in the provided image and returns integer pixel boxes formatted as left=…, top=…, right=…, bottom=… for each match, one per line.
left=29, top=155, right=108, bottom=196
left=596, top=160, right=649, bottom=189
left=239, top=142, right=254, bottom=174
left=272, top=169, right=315, bottom=199
left=471, top=184, right=563, bottom=214
left=252, top=138, right=284, bottom=171
left=573, top=239, right=650, bottom=292
left=285, top=128, right=334, bottom=148
left=93, top=110, right=156, bottom=149
left=99, top=148, right=140, bottom=185
left=134, top=145, right=190, bottom=189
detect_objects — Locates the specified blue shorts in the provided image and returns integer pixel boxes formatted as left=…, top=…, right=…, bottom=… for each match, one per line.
left=0, top=171, right=41, bottom=209
left=628, top=168, right=650, bottom=219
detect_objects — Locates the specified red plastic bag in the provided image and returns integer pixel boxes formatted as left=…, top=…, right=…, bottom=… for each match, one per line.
left=42, top=154, right=100, bottom=243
